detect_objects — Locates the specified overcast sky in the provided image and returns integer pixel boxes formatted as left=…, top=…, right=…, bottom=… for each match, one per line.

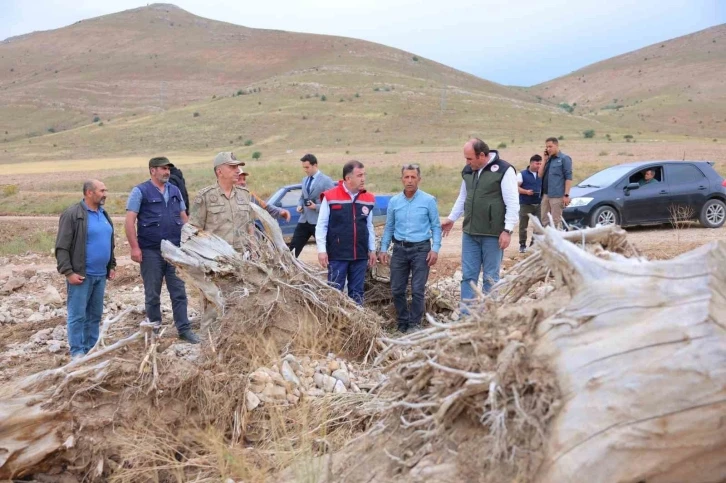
left=0, top=0, right=723, bottom=86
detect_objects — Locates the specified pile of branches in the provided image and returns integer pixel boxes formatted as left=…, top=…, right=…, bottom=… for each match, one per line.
left=0, top=205, right=385, bottom=481
left=328, top=222, right=640, bottom=482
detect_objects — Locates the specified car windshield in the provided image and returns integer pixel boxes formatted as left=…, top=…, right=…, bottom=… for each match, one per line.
left=577, top=166, right=633, bottom=188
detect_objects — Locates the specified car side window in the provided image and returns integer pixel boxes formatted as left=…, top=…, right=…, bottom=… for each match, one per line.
left=666, top=164, right=705, bottom=184
left=279, top=188, right=302, bottom=207
left=629, top=166, right=663, bottom=184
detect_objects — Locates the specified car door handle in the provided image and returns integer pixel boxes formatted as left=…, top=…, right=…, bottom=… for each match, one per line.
left=659, top=190, right=668, bottom=195
left=698, top=186, right=707, bottom=190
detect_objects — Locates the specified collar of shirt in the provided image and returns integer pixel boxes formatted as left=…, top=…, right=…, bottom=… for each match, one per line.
left=81, top=199, right=103, bottom=214
left=476, top=152, right=498, bottom=175
left=342, top=182, right=360, bottom=199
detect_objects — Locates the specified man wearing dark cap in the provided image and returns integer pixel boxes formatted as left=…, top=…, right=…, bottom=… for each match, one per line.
left=288, top=154, right=335, bottom=257
left=125, top=156, right=199, bottom=344
left=189, top=152, right=254, bottom=250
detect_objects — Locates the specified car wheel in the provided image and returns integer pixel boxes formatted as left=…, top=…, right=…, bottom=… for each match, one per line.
left=699, top=199, right=726, bottom=228
left=589, top=206, right=619, bottom=227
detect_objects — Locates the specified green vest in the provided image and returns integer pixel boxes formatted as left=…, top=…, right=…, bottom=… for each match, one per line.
left=462, top=159, right=513, bottom=237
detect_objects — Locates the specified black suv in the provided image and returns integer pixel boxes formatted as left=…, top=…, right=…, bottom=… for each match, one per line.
left=563, top=161, right=726, bottom=228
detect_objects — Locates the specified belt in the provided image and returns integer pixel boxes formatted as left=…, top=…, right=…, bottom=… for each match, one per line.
left=392, top=238, right=430, bottom=248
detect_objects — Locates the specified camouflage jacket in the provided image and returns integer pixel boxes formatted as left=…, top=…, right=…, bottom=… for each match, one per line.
left=189, top=183, right=253, bottom=250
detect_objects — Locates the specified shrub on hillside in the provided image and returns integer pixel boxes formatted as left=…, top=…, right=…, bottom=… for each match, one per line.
left=244, top=140, right=253, bottom=146
left=497, top=142, right=507, bottom=149
left=558, top=102, right=574, bottom=113
left=412, top=56, right=419, bottom=61
left=2, top=184, right=19, bottom=197
left=583, top=129, right=595, bottom=138
left=47, top=128, right=55, bottom=133
left=558, top=135, right=564, bottom=140
left=193, top=112, right=200, bottom=118
left=93, top=116, right=100, bottom=123
left=251, top=151, right=261, bottom=160
left=624, top=134, right=634, bottom=142
left=321, top=95, right=327, bottom=101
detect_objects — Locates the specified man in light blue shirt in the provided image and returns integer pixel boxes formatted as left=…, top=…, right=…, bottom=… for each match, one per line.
left=378, top=164, right=441, bottom=332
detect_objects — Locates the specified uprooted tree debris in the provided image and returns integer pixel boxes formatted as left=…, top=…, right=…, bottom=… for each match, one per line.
left=0, top=208, right=724, bottom=482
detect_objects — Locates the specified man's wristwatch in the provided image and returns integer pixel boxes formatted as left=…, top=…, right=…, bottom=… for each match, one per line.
left=564, top=194, right=570, bottom=198
left=503, top=229, right=513, bottom=234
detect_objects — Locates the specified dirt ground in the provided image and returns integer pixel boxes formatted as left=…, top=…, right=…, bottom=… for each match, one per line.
left=0, top=215, right=720, bottom=280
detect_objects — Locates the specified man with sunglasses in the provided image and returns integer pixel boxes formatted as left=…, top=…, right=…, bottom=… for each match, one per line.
left=378, top=164, right=441, bottom=332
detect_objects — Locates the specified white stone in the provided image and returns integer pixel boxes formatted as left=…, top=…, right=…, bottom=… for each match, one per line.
left=47, top=341, right=63, bottom=354
left=313, top=373, right=325, bottom=389
left=350, top=382, right=361, bottom=393
left=333, top=380, right=347, bottom=394
left=40, top=285, right=63, bottom=306
left=332, top=369, right=350, bottom=388
left=322, top=375, right=337, bottom=393
left=281, top=360, right=301, bottom=387
left=245, top=391, right=260, bottom=411
left=51, top=325, right=66, bottom=340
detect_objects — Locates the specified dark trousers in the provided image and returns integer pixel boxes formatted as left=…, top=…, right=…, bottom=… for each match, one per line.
left=518, top=203, right=540, bottom=246
left=390, top=241, right=431, bottom=331
left=328, top=259, right=368, bottom=305
left=140, top=248, right=190, bottom=333
left=289, top=222, right=316, bottom=258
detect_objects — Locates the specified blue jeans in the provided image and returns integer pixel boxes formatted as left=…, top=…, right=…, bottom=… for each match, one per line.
left=390, top=241, right=430, bottom=330
left=66, top=275, right=107, bottom=356
left=461, top=233, right=502, bottom=304
left=328, top=259, right=368, bottom=305
left=140, top=248, right=190, bottom=333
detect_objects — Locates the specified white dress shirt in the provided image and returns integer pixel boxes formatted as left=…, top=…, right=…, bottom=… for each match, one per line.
left=447, top=152, right=520, bottom=232
left=315, top=183, right=376, bottom=254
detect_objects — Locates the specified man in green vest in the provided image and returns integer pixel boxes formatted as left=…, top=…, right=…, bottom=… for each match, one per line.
left=441, top=139, right=520, bottom=310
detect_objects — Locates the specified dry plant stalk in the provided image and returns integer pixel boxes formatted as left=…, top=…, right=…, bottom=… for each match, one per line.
left=0, top=206, right=385, bottom=481
left=668, top=203, right=696, bottom=245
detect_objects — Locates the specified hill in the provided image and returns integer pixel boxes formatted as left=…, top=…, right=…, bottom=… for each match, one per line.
left=0, top=3, right=603, bottom=163
left=530, top=24, right=726, bottom=138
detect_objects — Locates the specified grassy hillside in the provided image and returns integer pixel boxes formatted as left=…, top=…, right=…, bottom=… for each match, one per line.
left=530, top=24, right=726, bottom=138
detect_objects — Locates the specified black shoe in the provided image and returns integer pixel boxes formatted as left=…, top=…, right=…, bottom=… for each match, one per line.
left=519, top=244, right=527, bottom=254
left=397, top=324, right=409, bottom=333
left=178, top=330, right=200, bottom=344
left=406, top=324, right=421, bottom=334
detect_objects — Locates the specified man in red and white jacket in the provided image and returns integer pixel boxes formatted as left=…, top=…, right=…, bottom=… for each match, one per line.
left=315, top=160, right=377, bottom=305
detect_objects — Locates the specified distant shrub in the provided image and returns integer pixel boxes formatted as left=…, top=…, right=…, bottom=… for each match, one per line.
left=373, top=87, right=380, bottom=92
left=244, top=140, right=253, bottom=146
left=47, top=128, right=55, bottom=133
left=583, top=129, right=595, bottom=138
left=98, top=122, right=104, bottom=127
left=339, top=98, right=344, bottom=102
left=598, top=151, right=609, bottom=156
left=193, top=112, right=200, bottom=117
left=412, top=56, right=419, bottom=62
left=624, top=134, right=634, bottom=142
left=384, top=150, right=397, bottom=154
left=302, top=115, right=307, bottom=120
left=237, top=90, right=245, bottom=96
left=601, top=104, right=624, bottom=110
left=212, top=95, right=216, bottom=99
left=714, top=139, right=718, bottom=142
left=557, top=135, right=564, bottom=140
left=251, top=151, right=261, bottom=160
left=355, top=92, right=360, bottom=98
left=345, top=150, right=350, bottom=154
left=374, top=128, right=381, bottom=133
left=384, top=87, right=391, bottom=92
left=383, top=112, right=387, bottom=116
left=2, top=185, right=19, bottom=197
left=497, top=142, right=507, bottom=149
left=321, top=95, right=327, bottom=101
left=558, top=102, right=574, bottom=113
left=605, top=133, right=611, bottom=140
left=93, top=116, right=100, bottom=123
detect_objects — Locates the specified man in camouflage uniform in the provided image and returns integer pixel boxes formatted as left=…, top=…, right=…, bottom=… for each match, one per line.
left=189, top=152, right=254, bottom=250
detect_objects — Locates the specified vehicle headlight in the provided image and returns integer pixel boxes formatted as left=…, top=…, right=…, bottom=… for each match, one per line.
left=568, top=197, right=593, bottom=207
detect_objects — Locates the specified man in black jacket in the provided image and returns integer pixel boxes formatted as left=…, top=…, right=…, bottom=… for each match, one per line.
left=169, top=165, right=190, bottom=215
left=55, top=180, right=117, bottom=359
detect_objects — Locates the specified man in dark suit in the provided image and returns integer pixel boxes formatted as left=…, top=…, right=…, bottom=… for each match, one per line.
left=288, top=154, right=335, bottom=257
